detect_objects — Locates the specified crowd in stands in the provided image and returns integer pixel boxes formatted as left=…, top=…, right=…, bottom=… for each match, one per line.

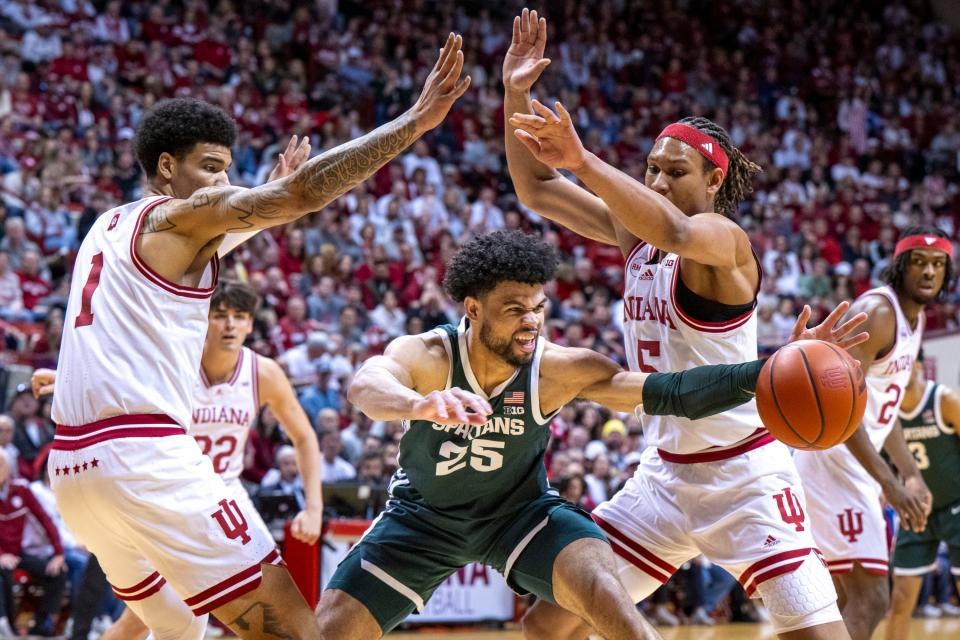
left=0, top=0, right=959, bottom=633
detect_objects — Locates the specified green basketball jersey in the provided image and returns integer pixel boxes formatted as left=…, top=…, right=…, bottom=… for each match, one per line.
left=900, top=381, right=960, bottom=510
left=393, top=320, right=558, bottom=520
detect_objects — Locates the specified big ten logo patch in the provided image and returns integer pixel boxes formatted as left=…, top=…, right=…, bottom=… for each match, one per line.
left=211, top=498, right=251, bottom=545
left=772, top=487, right=805, bottom=532
left=837, top=509, right=864, bottom=542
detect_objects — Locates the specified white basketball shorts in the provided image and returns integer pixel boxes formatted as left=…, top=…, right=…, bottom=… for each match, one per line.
left=793, top=446, right=890, bottom=575
left=49, top=414, right=281, bottom=617
left=592, top=438, right=835, bottom=608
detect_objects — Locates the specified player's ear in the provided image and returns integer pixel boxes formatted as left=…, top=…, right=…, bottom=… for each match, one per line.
left=705, top=163, right=724, bottom=197
left=463, top=296, right=481, bottom=322
left=156, top=152, right=177, bottom=181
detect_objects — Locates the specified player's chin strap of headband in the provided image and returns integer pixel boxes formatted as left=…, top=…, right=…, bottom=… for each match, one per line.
left=893, top=235, right=954, bottom=259
left=657, top=123, right=729, bottom=177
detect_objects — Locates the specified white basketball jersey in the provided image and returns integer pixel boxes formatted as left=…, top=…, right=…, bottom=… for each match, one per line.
left=623, top=242, right=762, bottom=453
left=52, top=196, right=219, bottom=429
left=192, top=347, right=260, bottom=485
left=859, top=285, right=925, bottom=451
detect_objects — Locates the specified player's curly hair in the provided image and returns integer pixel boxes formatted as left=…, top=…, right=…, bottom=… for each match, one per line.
left=678, top=116, right=762, bottom=216
left=135, top=98, right=237, bottom=178
left=211, top=281, right=261, bottom=314
left=443, top=230, right=559, bottom=302
left=880, top=225, right=956, bottom=300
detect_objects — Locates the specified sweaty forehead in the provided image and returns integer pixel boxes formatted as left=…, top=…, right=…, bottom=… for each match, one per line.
left=648, top=137, right=699, bottom=166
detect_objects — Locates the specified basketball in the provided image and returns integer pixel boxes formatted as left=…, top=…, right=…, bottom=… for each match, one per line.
left=756, top=340, right=867, bottom=450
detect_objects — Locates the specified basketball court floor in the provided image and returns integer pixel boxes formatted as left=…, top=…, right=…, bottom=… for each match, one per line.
left=389, top=618, right=960, bottom=638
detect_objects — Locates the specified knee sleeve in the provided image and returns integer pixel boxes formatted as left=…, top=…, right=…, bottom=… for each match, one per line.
left=124, top=583, right=208, bottom=640
left=754, top=553, right=843, bottom=634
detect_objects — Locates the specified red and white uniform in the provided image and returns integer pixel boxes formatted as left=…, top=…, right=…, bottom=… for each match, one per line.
left=48, top=196, right=278, bottom=633
left=593, top=242, right=838, bottom=633
left=794, top=285, right=924, bottom=575
left=192, top=347, right=260, bottom=508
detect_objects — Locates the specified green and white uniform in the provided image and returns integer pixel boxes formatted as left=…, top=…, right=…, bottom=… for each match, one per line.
left=892, top=381, right=960, bottom=576
left=326, top=320, right=605, bottom=631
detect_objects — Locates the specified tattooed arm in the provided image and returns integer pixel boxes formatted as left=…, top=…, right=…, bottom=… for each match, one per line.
left=142, top=34, right=470, bottom=259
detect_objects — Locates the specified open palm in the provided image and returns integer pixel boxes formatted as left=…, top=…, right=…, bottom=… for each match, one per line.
left=788, top=301, right=869, bottom=350
left=509, top=99, right=589, bottom=170
left=503, top=8, right=551, bottom=92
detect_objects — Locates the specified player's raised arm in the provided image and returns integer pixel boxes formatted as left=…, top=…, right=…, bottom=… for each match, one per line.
left=347, top=334, right=492, bottom=426
left=841, top=297, right=931, bottom=532
left=502, top=9, right=621, bottom=247
left=509, top=100, right=755, bottom=270
left=151, top=33, right=470, bottom=251
left=256, top=355, right=324, bottom=544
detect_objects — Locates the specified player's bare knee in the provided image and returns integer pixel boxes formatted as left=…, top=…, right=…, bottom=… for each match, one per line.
left=519, top=607, right=551, bottom=640
left=315, top=589, right=382, bottom=640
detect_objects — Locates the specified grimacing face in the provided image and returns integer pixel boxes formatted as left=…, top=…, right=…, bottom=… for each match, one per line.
left=468, top=281, right=545, bottom=368
left=644, top=137, right=723, bottom=216
left=158, top=142, right=232, bottom=199
left=901, top=248, right=949, bottom=305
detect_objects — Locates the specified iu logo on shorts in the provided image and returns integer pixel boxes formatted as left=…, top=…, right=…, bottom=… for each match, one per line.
left=773, top=487, right=805, bottom=532
left=837, top=508, right=864, bottom=542
left=211, top=498, right=251, bottom=545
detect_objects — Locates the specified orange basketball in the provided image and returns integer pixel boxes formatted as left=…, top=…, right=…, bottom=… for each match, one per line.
left=756, top=339, right=867, bottom=450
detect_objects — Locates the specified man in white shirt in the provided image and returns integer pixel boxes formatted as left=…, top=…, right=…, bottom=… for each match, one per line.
left=319, top=429, right=356, bottom=483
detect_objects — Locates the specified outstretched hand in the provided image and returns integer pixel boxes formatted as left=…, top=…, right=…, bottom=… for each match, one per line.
left=410, top=33, right=472, bottom=132
left=788, top=301, right=869, bottom=350
left=412, top=388, right=492, bottom=426
left=508, top=99, right=589, bottom=170
left=267, top=135, right=312, bottom=183
left=503, top=8, right=551, bottom=92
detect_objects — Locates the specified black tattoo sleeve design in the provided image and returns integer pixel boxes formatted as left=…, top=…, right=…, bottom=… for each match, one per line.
left=224, top=115, right=418, bottom=232
left=141, top=203, right=176, bottom=234
left=228, top=602, right=296, bottom=640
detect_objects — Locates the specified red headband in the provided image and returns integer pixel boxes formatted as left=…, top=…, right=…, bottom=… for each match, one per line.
left=657, top=123, right=729, bottom=176
left=894, top=235, right=954, bottom=259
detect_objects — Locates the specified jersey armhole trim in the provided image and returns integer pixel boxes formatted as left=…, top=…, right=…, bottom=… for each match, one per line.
left=433, top=328, right=454, bottom=391
left=622, top=240, right=648, bottom=280
left=934, top=384, right=951, bottom=434
left=669, top=255, right=756, bottom=333
left=530, top=340, right=557, bottom=425
left=251, top=350, right=261, bottom=416
left=900, top=381, right=934, bottom=421
left=129, top=197, right=220, bottom=299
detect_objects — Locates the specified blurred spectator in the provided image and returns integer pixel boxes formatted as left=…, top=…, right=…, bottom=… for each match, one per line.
left=280, top=331, right=330, bottom=388
left=9, top=384, right=52, bottom=478
left=24, top=450, right=89, bottom=605
left=357, top=452, right=387, bottom=487
left=298, top=364, right=341, bottom=425
left=260, top=445, right=305, bottom=508
left=0, top=251, right=25, bottom=321
left=0, top=417, right=18, bottom=478
left=1, top=219, right=41, bottom=271
left=0, top=452, right=66, bottom=637
left=319, top=429, right=356, bottom=483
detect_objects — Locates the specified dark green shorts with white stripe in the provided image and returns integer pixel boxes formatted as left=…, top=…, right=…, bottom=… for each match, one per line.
left=325, top=492, right=606, bottom=632
left=892, top=499, right=960, bottom=575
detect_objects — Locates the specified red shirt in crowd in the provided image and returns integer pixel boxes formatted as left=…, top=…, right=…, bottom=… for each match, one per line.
left=18, top=272, right=51, bottom=310
left=0, top=480, right=62, bottom=557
